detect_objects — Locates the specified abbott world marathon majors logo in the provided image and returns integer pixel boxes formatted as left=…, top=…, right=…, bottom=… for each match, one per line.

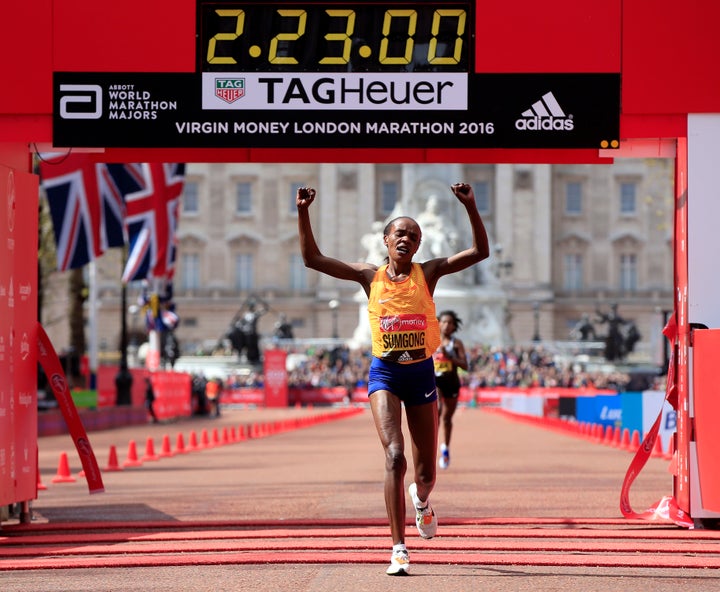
left=515, top=91, right=574, bottom=131
left=58, top=83, right=178, bottom=120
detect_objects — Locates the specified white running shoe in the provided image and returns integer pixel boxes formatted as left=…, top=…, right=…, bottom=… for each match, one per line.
left=386, top=549, right=410, bottom=575
left=439, top=447, right=450, bottom=469
left=409, top=482, right=437, bottom=539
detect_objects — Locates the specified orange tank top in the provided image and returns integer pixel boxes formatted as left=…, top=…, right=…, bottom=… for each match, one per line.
left=367, top=263, right=441, bottom=364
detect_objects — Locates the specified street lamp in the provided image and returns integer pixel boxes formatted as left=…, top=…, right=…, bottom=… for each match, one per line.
left=128, top=304, right=140, bottom=367
left=328, top=299, right=340, bottom=339
left=532, top=301, right=541, bottom=342
left=115, top=278, right=133, bottom=405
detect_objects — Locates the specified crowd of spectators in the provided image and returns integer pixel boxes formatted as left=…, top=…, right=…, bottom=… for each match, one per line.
left=220, top=344, right=666, bottom=393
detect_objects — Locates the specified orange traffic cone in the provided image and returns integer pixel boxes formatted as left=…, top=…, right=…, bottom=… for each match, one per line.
left=651, top=435, right=664, bottom=458
left=158, top=434, right=174, bottom=458
left=51, top=452, right=77, bottom=483
left=628, top=430, right=641, bottom=451
left=667, top=438, right=678, bottom=474
left=37, top=461, right=47, bottom=491
left=664, top=436, right=675, bottom=461
left=603, top=425, right=614, bottom=446
left=620, top=428, right=631, bottom=450
left=142, top=436, right=159, bottom=461
left=175, top=432, right=187, bottom=454
left=187, top=430, right=199, bottom=451
left=211, top=428, right=220, bottom=447
left=200, top=429, right=210, bottom=449
left=123, top=440, right=143, bottom=467
left=104, top=445, right=123, bottom=471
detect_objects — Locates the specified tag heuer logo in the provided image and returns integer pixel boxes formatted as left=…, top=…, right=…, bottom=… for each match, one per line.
left=215, top=78, right=245, bottom=104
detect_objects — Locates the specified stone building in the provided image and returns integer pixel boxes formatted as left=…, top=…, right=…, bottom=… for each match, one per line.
left=42, top=160, right=674, bottom=363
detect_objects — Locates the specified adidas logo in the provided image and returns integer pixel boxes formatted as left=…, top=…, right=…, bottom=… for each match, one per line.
left=515, top=91, right=574, bottom=132
left=397, top=351, right=413, bottom=362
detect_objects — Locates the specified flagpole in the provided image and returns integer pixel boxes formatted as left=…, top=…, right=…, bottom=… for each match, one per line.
left=88, top=260, right=98, bottom=389
left=115, top=249, right=133, bottom=405
left=146, top=277, right=162, bottom=372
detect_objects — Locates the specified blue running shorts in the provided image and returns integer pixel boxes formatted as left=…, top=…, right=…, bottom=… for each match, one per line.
left=368, top=357, right=437, bottom=406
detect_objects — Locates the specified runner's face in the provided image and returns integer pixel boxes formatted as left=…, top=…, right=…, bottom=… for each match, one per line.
left=439, top=315, right=456, bottom=335
left=384, top=218, right=421, bottom=260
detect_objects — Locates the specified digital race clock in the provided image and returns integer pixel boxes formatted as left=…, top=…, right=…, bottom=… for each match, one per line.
left=198, top=1, right=472, bottom=73
left=52, top=1, right=620, bottom=150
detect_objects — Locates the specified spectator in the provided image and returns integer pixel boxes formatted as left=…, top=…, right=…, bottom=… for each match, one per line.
left=145, top=377, right=158, bottom=423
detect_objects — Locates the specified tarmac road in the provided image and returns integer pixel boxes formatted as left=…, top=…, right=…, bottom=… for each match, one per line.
left=2, top=404, right=719, bottom=592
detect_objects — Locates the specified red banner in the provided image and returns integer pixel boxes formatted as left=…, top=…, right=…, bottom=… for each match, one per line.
left=619, top=317, right=692, bottom=528
left=37, top=324, right=104, bottom=494
left=263, top=349, right=288, bottom=407
left=0, top=166, right=39, bottom=507
left=151, top=371, right=192, bottom=420
left=674, top=136, right=690, bottom=513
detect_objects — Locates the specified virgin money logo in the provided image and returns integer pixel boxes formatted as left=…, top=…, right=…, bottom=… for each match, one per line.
left=51, top=373, right=68, bottom=394
left=379, top=314, right=427, bottom=332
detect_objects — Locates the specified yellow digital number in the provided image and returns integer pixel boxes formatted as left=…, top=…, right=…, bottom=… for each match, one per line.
left=207, top=9, right=244, bottom=65
left=428, top=9, right=466, bottom=65
left=379, top=9, right=417, bottom=65
left=320, top=9, right=355, bottom=65
left=269, top=9, right=307, bottom=65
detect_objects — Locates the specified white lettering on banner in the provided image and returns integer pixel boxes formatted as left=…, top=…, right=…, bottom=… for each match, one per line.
left=109, top=100, right=176, bottom=111
left=108, top=90, right=151, bottom=101
left=201, top=73, right=468, bottom=111
left=664, top=410, right=677, bottom=431
left=176, top=121, right=230, bottom=134
left=174, top=120, right=456, bottom=137
left=266, top=369, right=286, bottom=384
left=233, top=121, right=290, bottom=134
left=600, top=406, right=622, bottom=421
left=292, top=121, right=362, bottom=134
left=104, top=84, right=177, bottom=120
left=366, top=121, right=454, bottom=135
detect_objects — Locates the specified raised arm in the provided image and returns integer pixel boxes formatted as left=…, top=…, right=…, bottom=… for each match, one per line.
left=296, top=187, right=375, bottom=294
left=422, top=183, right=490, bottom=292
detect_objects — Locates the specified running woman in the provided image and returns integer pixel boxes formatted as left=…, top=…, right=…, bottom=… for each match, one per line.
left=296, top=182, right=489, bottom=575
left=433, top=310, right=469, bottom=469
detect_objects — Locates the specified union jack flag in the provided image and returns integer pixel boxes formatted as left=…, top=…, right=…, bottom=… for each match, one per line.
left=118, top=163, right=186, bottom=282
left=40, top=154, right=127, bottom=270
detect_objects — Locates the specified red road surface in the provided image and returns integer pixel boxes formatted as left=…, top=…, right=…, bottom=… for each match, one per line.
left=2, top=405, right=719, bottom=591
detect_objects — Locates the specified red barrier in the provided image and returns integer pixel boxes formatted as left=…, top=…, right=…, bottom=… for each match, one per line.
left=38, top=324, right=104, bottom=494
left=0, top=166, right=39, bottom=507
left=96, top=366, right=192, bottom=420
left=151, top=372, right=192, bottom=420
left=264, top=349, right=289, bottom=407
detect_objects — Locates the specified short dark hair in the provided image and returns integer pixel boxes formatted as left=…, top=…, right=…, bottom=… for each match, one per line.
left=437, top=310, right=463, bottom=330
left=383, top=216, right=418, bottom=236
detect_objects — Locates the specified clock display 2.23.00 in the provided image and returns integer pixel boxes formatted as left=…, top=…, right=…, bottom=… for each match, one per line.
left=198, top=2, right=472, bottom=73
